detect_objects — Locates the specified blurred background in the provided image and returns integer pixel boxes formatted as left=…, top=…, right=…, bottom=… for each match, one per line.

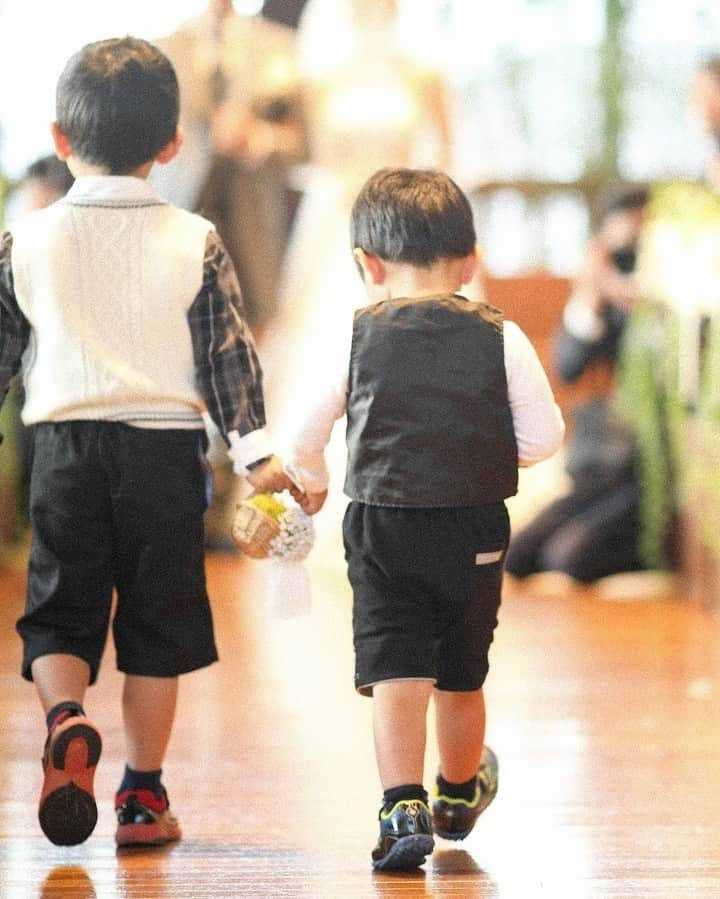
left=1, top=0, right=719, bottom=604
left=1, top=0, right=719, bottom=275
left=2, top=11, right=720, bottom=896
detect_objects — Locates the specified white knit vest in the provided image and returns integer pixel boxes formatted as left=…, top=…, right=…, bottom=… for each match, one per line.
left=10, top=177, right=213, bottom=429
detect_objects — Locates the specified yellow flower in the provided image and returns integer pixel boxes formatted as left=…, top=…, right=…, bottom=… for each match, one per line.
left=246, top=493, right=287, bottom=521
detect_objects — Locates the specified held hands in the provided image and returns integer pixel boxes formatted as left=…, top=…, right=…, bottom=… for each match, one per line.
left=293, top=490, right=328, bottom=516
left=245, top=456, right=327, bottom=515
left=286, top=472, right=327, bottom=516
left=245, top=455, right=293, bottom=494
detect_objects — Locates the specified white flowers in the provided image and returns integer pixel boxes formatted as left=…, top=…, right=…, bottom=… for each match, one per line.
left=233, top=492, right=315, bottom=560
left=268, top=505, right=315, bottom=561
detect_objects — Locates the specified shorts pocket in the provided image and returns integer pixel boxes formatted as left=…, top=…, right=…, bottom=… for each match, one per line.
left=475, top=549, right=505, bottom=565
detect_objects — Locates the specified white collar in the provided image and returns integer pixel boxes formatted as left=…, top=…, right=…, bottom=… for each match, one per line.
left=65, top=176, right=163, bottom=207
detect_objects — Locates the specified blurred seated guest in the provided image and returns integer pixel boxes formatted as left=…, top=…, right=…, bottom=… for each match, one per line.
left=505, top=185, right=650, bottom=584
left=154, top=0, right=306, bottom=336
left=690, top=55, right=720, bottom=192
left=0, top=156, right=74, bottom=546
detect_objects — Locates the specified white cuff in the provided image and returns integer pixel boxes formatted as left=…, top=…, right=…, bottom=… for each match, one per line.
left=562, top=295, right=607, bottom=342
left=287, top=459, right=329, bottom=494
left=228, top=428, right=274, bottom=475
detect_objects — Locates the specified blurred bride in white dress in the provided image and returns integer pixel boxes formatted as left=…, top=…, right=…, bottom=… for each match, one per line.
left=264, top=0, right=452, bottom=426
left=261, top=0, right=454, bottom=552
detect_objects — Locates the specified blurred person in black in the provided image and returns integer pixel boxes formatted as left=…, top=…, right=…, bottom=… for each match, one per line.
left=154, top=0, right=306, bottom=338
left=505, top=185, right=649, bottom=585
left=154, top=1, right=307, bottom=550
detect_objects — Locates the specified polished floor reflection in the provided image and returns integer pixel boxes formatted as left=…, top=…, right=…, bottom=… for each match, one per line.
left=1, top=540, right=720, bottom=897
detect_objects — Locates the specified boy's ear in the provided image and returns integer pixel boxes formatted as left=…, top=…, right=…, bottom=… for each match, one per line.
left=353, top=248, right=386, bottom=285
left=155, top=127, right=184, bottom=165
left=460, top=246, right=480, bottom=285
left=50, top=122, right=73, bottom=161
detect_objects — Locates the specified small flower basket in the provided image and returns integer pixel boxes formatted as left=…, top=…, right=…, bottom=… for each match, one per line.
left=231, top=493, right=284, bottom=559
left=231, top=493, right=315, bottom=617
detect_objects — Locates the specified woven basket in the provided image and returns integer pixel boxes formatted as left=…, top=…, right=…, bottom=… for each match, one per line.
left=231, top=501, right=281, bottom=559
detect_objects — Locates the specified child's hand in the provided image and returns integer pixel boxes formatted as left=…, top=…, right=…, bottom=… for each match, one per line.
left=246, top=455, right=293, bottom=493
left=297, top=490, right=328, bottom=516
left=287, top=479, right=306, bottom=507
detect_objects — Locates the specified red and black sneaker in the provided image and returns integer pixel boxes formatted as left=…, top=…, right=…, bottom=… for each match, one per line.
left=39, top=713, right=102, bottom=846
left=115, top=788, right=181, bottom=847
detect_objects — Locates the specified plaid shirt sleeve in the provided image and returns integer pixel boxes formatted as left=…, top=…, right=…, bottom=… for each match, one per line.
left=188, top=230, right=267, bottom=446
left=0, top=231, right=31, bottom=407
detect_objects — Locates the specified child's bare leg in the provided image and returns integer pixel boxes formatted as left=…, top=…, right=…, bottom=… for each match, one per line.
left=122, top=674, right=178, bottom=770
left=432, top=688, right=498, bottom=842
left=372, top=680, right=433, bottom=788
left=434, top=687, right=486, bottom=782
left=31, top=653, right=90, bottom=712
left=115, top=675, right=181, bottom=847
left=370, top=680, right=435, bottom=872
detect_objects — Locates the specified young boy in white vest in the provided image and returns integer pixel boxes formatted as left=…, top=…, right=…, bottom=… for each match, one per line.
left=0, top=36, right=290, bottom=848
left=287, top=168, right=565, bottom=871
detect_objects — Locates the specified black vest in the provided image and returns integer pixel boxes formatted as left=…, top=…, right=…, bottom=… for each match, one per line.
left=344, top=295, right=519, bottom=507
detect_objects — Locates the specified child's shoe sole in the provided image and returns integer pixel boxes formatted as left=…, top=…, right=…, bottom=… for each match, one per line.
left=115, top=816, right=182, bottom=848
left=39, top=718, right=102, bottom=846
left=372, top=833, right=435, bottom=872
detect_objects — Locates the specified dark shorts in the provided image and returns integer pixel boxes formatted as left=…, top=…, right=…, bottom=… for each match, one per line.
left=17, top=421, right=218, bottom=683
left=343, top=502, right=509, bottom=696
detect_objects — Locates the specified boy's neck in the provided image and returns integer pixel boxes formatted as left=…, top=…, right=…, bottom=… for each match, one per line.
left=379, top=259, right=465, bottom=302
left=67, top=158, right=153, bottom=179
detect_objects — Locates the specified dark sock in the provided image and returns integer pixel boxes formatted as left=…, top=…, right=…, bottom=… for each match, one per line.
left=46, top=700, right=86, bottom=731
left=119, top=765, right=164, bottom=799
left=436, top=772, right=477, bottom=802
left=382, top=783, right=428, bottom=810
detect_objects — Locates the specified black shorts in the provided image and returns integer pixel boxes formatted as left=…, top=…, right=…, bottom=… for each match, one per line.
left=343, top=502, right=509, bottom=696
left=17, top=421, right=218, bottom=683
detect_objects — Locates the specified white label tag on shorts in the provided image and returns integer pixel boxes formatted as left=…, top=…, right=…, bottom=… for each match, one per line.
left=475, top=550, right=503, bottom=565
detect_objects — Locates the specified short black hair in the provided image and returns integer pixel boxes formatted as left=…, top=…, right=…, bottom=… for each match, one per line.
left=56, top=36, right=179, bottom=174
left=350, top=168, right=476, bottom=267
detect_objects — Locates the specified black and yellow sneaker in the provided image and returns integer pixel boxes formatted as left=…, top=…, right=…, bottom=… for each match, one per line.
left=371, top=798, right=434, bottom=872
left=432, top=746, right=499, bottom=841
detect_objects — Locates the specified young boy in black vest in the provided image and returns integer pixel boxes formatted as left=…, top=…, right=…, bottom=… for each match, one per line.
left=287, top=168, right=565, bottom=871
left=0, top=37, right=290, bottom=848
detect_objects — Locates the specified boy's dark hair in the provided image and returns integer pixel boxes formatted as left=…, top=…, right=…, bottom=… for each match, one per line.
left=350, top=168, right=476, bottom=267
left=56, top=36, right=179, bottom=174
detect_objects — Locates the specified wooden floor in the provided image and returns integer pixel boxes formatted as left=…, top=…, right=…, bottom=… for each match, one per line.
left=1, top=533, right=720, bottom=898
left=0, top=273, right=718, bottom=896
